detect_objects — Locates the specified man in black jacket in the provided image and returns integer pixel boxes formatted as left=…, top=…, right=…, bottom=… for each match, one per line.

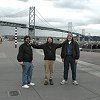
left=60, top=33, right=80, bottom=85
left=17, top=36, right=35, bottom=88
left=31, top=37, right=62, bottom=85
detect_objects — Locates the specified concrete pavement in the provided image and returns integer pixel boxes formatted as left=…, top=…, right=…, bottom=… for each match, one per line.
left=0, top=41, right=100, bottom=100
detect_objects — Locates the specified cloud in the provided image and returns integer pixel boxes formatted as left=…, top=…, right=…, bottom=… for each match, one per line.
left=17, top=0, right=29, bottom=2
left=52, top=0, right=89, bottom=10
left=0, top=7, right=29, bottom=23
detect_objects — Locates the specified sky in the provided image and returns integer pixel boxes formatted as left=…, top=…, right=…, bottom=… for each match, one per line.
left=0, top=0, right=100, bottom=36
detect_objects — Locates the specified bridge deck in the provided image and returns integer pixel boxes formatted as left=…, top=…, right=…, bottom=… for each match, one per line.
left=0, top=40, right=100, bottom=100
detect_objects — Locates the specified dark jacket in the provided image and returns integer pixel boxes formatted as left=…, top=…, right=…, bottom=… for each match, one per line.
left=31, top=43, right=62, bottom=60
left=17, top=43, right=33, bottom=62
left=61, top=40, right=80, bottom=60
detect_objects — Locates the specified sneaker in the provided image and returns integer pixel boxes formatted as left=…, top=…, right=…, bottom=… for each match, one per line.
left=60, top=80, right=68, bottom=85
left=28, top=82, right=35, bottom=86
left=73, top=80, right=78, bottom=85
left=44, top=81, right=48, bottom=85
left=22, top=85, right=29, bottom=88
left=49, top=79, right=54, bottom=85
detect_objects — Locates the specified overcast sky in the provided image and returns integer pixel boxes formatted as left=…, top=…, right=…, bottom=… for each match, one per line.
left=0, top=0, right=100, bottom=36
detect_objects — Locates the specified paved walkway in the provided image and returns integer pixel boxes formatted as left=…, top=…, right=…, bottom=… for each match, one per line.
left=0, top=41, right=100, bottom=100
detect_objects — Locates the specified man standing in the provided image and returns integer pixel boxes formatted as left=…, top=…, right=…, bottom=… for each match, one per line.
left=17, top=36, right=35, bottom=88
left=31, top=37, right=62, bottom=85
left=60, top=33, right=80, bottom=85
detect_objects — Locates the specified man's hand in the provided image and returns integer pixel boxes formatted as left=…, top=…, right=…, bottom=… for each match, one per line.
left=62, top=58, right=64, bottom=62
left=29, top=39, right=33, bottom=45
left=75, top=60, right=78, bottom=64
left=19, top=62, right=23, bottom=65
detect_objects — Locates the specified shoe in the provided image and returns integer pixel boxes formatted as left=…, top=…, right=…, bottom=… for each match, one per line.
left=28, top=82, right=35, bottom=86
left=60, top=80, right=68, bottom=85
left=44, top=81, right=48, bottom=85
left=22, top=85, right=29, bottom=88
left=49, top=79, right=54, bottom=85
left=73, top=80, right=78, bottom=85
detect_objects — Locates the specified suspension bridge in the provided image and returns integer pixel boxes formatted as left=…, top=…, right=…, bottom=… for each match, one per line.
left=1, top=6, right=100, bottom=49
left=0, top=6, right=80, bottom=37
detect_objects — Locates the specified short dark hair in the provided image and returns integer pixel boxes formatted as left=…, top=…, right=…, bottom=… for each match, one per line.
left=24, top=35, right=31, bottom=41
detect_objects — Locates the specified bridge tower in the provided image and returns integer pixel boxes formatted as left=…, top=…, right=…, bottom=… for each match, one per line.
left=88, top=33, right=91, bottom=42
left=28, top=6, right=35, bottom=39
left=68, top=22, right=72, bottom=33
left=77, top=34, right=80, bottom=42
left=82, top=29, right=85, bottom=42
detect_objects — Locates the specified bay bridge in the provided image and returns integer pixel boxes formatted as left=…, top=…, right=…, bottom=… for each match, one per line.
left=0, top=20, right=79, bottom=35
left=0, top=6, right=100, bottom=49
left=0, top=6, right=81, bottom=38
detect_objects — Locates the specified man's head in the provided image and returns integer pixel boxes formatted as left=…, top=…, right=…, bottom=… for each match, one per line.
left=24, top=35, right=31, bottom=44
left=67, top=32, right=73, bottom=42
left=47, top=37, right=53, bottom=43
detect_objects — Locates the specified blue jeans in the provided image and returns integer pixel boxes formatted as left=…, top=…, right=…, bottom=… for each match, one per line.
left=64, top=56, right=77, bottom=81
left=22, top=62, right=34, bottom=86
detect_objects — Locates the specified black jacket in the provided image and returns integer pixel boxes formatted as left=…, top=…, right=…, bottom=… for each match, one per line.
left=61, top=41, right=80, bottom=60
left=31, top=43, right=62, bottom=60
left=17, top=43, right=33, bottom=62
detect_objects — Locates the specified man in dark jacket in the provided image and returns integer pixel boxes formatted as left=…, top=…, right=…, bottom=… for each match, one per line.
left=17, top=36, right=35, bottom=88
left=60, top=33, right=80, bottom=85
left=31, top=37, right=62, bottom=85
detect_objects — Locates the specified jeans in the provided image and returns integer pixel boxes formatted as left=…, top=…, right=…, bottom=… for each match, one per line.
left=22, top=62, right=34, bottom=85
left=64, top=56, right=77, bottom=81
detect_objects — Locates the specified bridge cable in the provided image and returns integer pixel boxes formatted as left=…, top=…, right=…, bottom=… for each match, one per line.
left=35, top=8, right=57, bottom=29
